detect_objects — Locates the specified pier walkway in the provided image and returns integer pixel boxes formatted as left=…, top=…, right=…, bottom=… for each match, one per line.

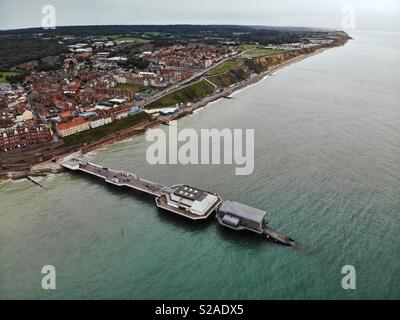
left=61, top=154, right=295, bottom=246
left=61, top=155, right=166, bottom=197
left=263, top=226, right=295, bottom=246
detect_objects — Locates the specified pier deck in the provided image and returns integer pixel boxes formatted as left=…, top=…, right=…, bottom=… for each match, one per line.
left=61, top=154, right=295, bottom=246
left=62, top=156, right=166, bottom=197
left=263, top=226, right=295, bottom=246
left=61, top=155, right=222, bottom=221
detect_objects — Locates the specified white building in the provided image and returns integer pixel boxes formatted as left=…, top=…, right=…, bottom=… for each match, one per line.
left=56, top=118, right=90, bottom=137
left=89, top=118, right=106, bottom=129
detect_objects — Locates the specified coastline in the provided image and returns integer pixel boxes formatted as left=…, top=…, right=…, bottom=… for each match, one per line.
left=0, top=42, right=347, bottom=181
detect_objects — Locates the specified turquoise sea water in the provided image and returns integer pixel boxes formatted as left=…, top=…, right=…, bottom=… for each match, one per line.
left=0, top=30, right=399, bottom=299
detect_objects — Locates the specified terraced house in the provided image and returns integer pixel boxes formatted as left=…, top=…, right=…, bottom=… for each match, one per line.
left=0, top=124, right=53, bottom=151
left=55, top=118, right=90, bottom=137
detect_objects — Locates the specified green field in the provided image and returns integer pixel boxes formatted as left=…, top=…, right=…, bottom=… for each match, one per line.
left=93, top=35, right=151, bottom=43
left=207, top=60, right=239, bottom=76
left=115, top=83, right=148, bottom=92
left=243, top=48, right=285, bottom=57
left=110, top=36, right=151, bottom=43
left=62, top=112, right=152, bottom=147
left=147, top=80, right=215, bottom=109
left=240, top=44, right=259, bottom=49
left=143, top=32, right=162, bottom=37
left=142, top=32, right=171, bottom=37
left=0, top=72, right=18, bottom=83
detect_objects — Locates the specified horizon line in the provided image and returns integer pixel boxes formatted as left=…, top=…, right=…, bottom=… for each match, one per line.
left=0, top=23, right=336, bottom=33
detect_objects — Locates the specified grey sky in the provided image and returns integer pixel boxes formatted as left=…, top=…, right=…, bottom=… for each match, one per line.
left=0, top=0, right=399, bottom=31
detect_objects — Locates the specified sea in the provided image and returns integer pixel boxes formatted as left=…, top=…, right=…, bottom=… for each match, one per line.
left=0, top=30, right=399, bottom=299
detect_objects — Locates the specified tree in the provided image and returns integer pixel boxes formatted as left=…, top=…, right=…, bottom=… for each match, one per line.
left=126, top=56, right=150, bottom=70
left=6, top=72, right=28, bottom=84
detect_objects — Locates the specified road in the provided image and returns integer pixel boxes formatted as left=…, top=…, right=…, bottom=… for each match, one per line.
left=137, top=53, right=240, bottom=108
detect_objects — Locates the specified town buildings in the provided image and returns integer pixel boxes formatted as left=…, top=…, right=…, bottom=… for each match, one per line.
left=0, top=124, right=53, bottom=151
left=56, top=118, right=90, bottom=137
left=0, top=39, right=239, bottom=151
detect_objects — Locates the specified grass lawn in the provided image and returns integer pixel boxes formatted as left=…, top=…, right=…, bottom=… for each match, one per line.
left=240, top=44, right=259, bottom=50
left=62, top=112, right=152, bottom=147
left=147, top=80, right=215, bottom=109
left=110, top=36, right=151, bottom=43
left=144, top=32, right=162, bottom=37
left=207, top=60, right=239, bottom=76
left=115, top=83, right=148, bottom=93
left=93, top=35, right=151, bottom=43
left=0, top=72, right=17, bottom=83
left=243, top=48, right=285, bottom=57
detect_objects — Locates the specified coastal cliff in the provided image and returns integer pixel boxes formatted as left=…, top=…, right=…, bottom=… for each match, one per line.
left=248, top=36, right=350, bottom=73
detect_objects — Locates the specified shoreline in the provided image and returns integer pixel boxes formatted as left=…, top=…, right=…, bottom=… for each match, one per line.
left=0, top=43, right=346, bottom=181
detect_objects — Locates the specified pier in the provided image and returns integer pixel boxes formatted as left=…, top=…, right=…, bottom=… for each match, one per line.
left=62, top=156, right=165, bottom=197
left=61, top=154, right=221, bottom=220
left=61, top=154, right=295, bottom=246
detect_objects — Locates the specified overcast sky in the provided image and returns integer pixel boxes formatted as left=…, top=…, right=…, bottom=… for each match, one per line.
left=0, top=0, right=399, bottom=31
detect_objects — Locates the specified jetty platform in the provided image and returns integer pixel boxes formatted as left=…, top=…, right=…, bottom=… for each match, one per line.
left=61, top=154, right=295, bottom=246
